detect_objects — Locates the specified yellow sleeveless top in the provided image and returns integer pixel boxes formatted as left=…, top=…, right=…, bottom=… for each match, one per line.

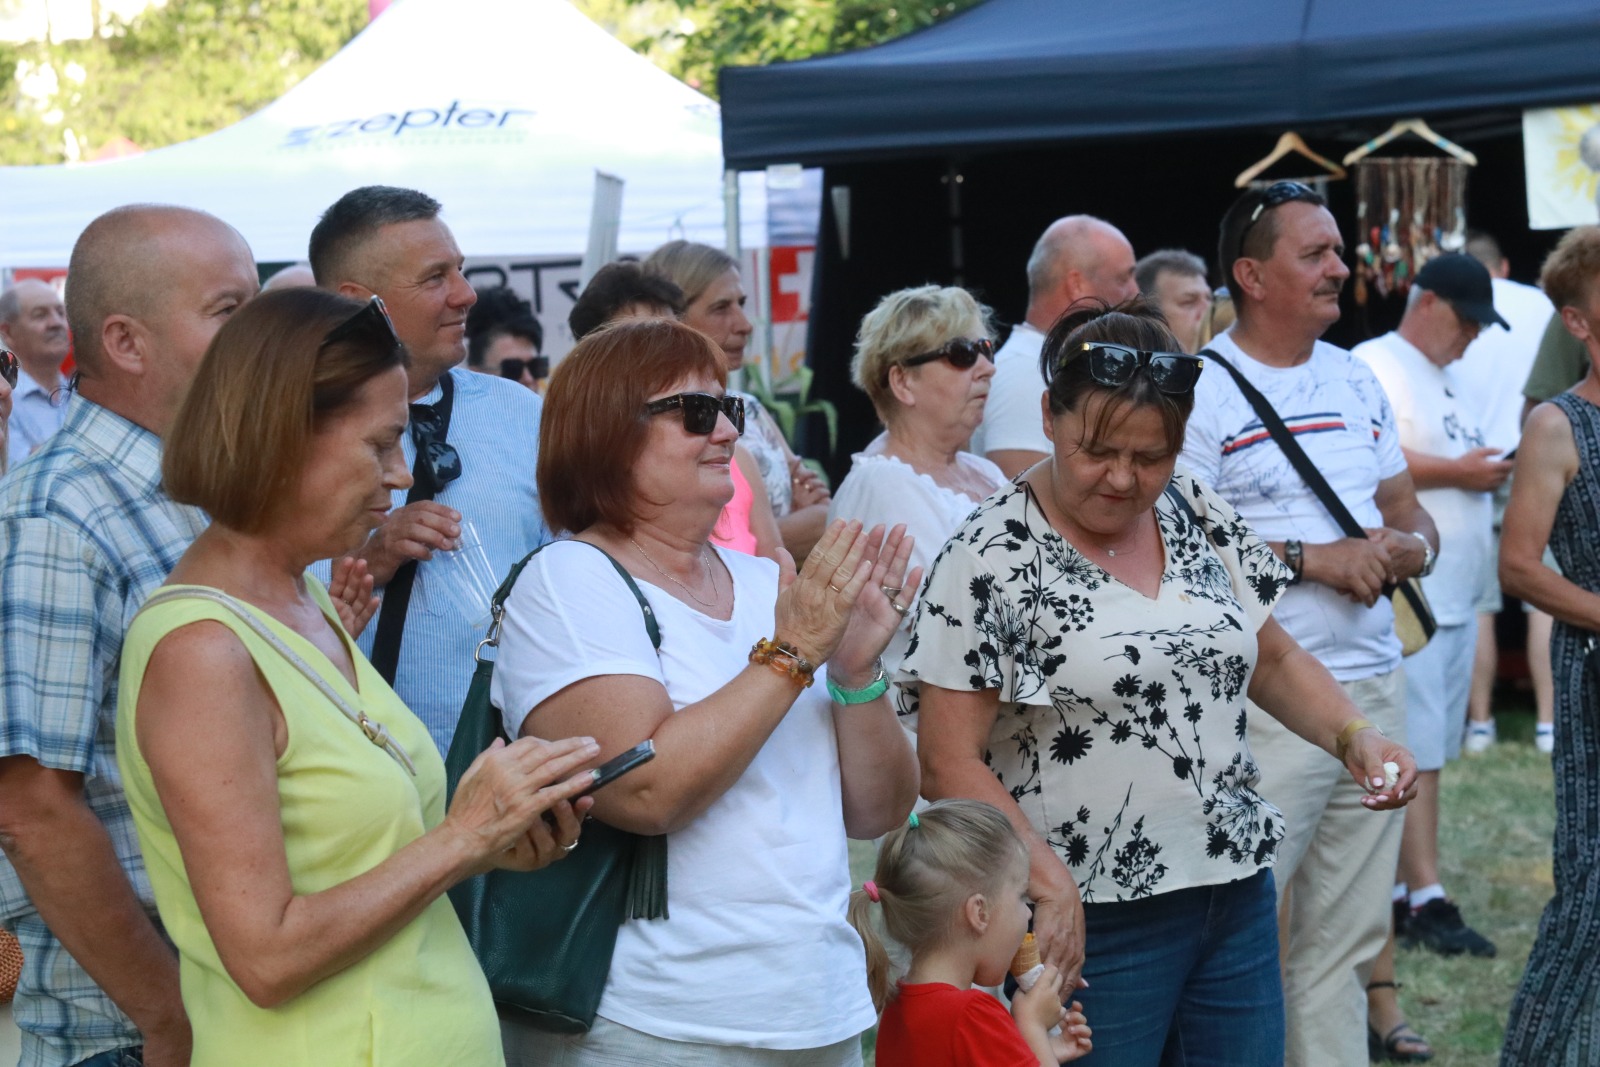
left=116, top=581, right=503, bottom=1066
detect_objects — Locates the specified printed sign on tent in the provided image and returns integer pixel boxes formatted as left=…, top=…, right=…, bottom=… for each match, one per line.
left=1524, top=104, right=1600, bottom=230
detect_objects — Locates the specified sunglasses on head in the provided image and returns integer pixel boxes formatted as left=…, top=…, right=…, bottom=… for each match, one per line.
left=1076, top=342, right=1205, bottom=395
left=645, top=392, right=745, bottom=435
left=323, top=295, right=402, bottom=352
left=900, top=337, right=995, bottom=372
left=0, top=348, right=16, bottom=389
left=1234, top=180, right=1323, bottom=259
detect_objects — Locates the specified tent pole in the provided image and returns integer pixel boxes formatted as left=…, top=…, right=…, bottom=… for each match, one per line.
left=945, top=159, right=965, bottom=287
left=723, top=169, right=742, bottom=260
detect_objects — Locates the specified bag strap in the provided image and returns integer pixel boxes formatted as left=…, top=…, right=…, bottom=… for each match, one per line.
left=477, top=539, right=661, bottom=667
left=1200, top=348, right=1368, bottom=542
left=372, top=371, right=456, bottom=684
left=138, top=587, right=417, bottom=775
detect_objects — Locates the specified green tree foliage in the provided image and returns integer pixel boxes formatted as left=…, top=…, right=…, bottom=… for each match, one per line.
left=577, top=0, right=982, bottom=95
left=0, top=0, right=367, bottom=165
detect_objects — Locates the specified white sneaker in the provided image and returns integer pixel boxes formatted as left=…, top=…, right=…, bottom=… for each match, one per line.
left=1536, top=725, right=1555, bottom=755
left=1464, top=721, right=1497, bottom=755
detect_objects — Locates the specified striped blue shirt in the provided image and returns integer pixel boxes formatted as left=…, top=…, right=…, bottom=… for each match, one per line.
left=0, top=395, right=207, bottom=1067
left=340, top=368, right=549, bottom=755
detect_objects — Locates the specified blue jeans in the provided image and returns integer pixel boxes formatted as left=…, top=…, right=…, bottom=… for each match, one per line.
left=1076, top=868, right=1284, bottom=1067
left=72, top=1050, right=143, bottom=1067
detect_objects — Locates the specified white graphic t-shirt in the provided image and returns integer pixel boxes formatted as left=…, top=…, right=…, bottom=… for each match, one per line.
left=1182, top=331, right=1407, bottom=681
left=1352, top=331, right=1492, bottom=625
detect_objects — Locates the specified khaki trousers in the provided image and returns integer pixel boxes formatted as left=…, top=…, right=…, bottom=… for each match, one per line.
left=1247, top=667, right=1407, bottom=1067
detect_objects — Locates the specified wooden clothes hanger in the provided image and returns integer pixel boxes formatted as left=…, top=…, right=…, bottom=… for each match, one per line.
left=1234, top=131, right=1347, bottom=187
left=1342, top=118, right=1478, bottom=166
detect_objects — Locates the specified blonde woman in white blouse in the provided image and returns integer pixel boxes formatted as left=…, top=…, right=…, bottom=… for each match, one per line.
left=829, top=286, right=1006, bottom=687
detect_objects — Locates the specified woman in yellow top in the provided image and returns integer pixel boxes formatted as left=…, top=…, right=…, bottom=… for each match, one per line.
left=115, top=288, right=598, bottom=1065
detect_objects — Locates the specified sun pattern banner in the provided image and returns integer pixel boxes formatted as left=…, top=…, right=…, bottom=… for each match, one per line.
left=1525, top=104, right=1600, bottom=230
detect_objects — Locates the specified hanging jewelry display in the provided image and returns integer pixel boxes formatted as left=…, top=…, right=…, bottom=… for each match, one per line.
left=1352, top=157, right=1468, bottom=306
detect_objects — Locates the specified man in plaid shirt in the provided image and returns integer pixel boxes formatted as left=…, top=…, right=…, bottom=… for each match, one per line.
left=0, top=206, right=257, bottom=1067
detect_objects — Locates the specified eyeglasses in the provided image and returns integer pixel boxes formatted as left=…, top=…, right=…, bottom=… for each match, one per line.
left=323, top=295, right=401, bottom=352
left=1234, top=180, right=1323, bottom=259
left=900, top=337, right=995, bottom=372
left=408, top=401, right=462, bottom=496
left=644, top=392, right=745, bottom=435
left=1076, top=342, right=1205, bottom=395
left=0, top=348, right=16, bottom=389
left=499, top=356, right=549, bottom=382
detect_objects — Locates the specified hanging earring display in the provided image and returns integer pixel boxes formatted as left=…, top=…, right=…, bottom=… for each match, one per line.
left=1352, top=157, right=1468, bottom=305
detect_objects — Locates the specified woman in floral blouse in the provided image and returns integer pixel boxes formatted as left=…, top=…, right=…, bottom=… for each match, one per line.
left=903, top=300, right=1417, bottom=1067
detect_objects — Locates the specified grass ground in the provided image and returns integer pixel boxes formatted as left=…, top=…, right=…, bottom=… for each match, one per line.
left=850, top=692, right=1558, bottom=1066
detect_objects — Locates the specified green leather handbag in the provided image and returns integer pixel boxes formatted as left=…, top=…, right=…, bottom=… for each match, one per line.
left=444, top=542, right=668, bottom=1033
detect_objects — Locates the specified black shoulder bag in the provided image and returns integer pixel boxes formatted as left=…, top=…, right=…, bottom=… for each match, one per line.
left=444, top=540, right=668, bottom=1033
left=1201, top=348, right=1437, bottom=655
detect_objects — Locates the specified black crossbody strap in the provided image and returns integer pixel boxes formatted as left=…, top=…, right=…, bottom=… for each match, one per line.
left=371, top=372, right=455, bottom=684
left=1200, top=348, right=1367, bottom=541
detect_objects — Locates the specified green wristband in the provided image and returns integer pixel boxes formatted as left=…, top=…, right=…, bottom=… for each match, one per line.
left=826, top=659, right=889, bottom=705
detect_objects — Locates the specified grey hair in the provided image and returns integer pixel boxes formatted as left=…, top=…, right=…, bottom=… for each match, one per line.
left=308, top=186, right=442, bottom=286
left=1135, top=249, right=1208, bottom=296
left=0, top=287, right=21, bottom=324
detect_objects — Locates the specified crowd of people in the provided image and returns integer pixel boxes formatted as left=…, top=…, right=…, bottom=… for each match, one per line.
left=0, top=176, right=1595, bottom=1067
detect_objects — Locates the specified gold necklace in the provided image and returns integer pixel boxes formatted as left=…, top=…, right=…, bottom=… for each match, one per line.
left=629, top=537, right=717, bottom=608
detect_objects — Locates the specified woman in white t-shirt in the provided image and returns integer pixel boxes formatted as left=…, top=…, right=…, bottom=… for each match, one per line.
left=492, top=318, right=920, bottom=1066
left=829, top=286, right=1005, bottom=723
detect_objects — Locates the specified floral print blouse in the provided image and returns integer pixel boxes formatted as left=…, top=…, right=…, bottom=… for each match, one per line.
left=899, top=469, right=1293, bottom=902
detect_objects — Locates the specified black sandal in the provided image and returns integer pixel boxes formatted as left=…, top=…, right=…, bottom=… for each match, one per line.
left=1366, top=981, right=1435, bottom=1063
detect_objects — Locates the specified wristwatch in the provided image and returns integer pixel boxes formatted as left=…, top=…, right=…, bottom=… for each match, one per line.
left=1410, top=532, right=1436, bottom=578
left=1283, top=539, right=1304, bottom=584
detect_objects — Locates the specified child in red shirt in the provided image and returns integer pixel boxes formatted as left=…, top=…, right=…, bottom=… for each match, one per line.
left=848, top=800, right=1092, bottom=1066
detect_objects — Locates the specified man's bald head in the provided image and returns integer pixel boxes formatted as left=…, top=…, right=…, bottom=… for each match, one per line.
left=67, top=205, right=245, bottom=372
left=1024, top=215, right=1138, bottom=327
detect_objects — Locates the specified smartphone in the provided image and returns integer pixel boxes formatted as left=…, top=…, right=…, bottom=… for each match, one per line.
left=1503, top=447, right=1518, bottom=462
left=576, top=740, right=655, bottom=798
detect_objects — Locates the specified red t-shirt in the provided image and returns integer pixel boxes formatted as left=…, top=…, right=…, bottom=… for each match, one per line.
left=875, top=982, right=1038, bottom=1067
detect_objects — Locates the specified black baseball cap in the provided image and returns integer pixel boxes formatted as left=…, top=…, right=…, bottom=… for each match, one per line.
left=1414, top=253, right=1509, bottom=330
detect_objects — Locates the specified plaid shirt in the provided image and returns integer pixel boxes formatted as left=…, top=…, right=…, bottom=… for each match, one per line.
left=0, top=395, right=206, bottom=1067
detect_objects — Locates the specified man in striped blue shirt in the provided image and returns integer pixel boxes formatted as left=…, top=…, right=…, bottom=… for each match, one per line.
left=310, top=187, right=549, bottom=755
left=0, top=206, right=259, bottom=1067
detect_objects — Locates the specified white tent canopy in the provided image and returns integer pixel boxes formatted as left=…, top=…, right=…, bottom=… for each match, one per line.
left=0, top=0, right=763, bottom=266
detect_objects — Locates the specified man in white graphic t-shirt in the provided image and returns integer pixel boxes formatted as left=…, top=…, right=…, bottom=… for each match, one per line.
left=1181, top=182, right=1438, bottom=1067
left=1353, top=253, right=1509, bottom=962
left=976, top=215, right=1138, bottom=477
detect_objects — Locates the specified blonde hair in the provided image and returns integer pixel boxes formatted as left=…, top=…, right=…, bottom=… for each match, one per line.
left=851, top=285, right=993, bottom=420
left=846, top=799, right=1028, bottom=1010
left=643, top=240, right=739, bottom=307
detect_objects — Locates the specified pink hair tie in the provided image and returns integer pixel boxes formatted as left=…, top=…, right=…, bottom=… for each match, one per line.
left=863, top=880, right=881, bottom=903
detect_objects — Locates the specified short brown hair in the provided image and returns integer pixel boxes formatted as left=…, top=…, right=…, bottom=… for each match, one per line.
left=1540, top=225, right=1600, bottom=311
left=164, top=288, right=407, bottom=533
left=539, top=318, right=727, bottom=535
left=642, top=240, right=738, bottom=306
left=1041, top=297, right=1194, bottom=454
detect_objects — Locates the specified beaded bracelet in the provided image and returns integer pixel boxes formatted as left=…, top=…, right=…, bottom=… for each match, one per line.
left=749, top=637, right=816, bottom=688
left=826, top=659, right=889, bottom=705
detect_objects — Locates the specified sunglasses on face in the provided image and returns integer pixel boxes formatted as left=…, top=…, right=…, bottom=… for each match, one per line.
left=0, top=348, right=16, bottom=389
left=1234, top=180, right=1323, bottom=259
left=324, top=295, right=402, bottom=352
left=900, top=337, right=995, bottom=372
left=644, top=392, right=745, bottom=435
left=499, top=356, right=549, bottom=382
left=1076, top=342, right=1205, bottom=395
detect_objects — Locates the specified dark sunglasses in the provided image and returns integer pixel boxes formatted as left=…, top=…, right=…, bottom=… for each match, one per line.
left=1076, top=342, right=1205, bottom=395
left=645, top=392, right=745, bottom=435
left=323, top=295, right=401, bottom=351
left=1234, top=180, right=1323, bottom=258
left=408, top=402, right=463, bottom=495
left=900, top=337, right=995, bottom=372
left=0, top=347, right=16, bottom=389
left=499, top=356, right=549, bottom=382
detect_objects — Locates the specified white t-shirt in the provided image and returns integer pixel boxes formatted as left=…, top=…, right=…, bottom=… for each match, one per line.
left=828, top=434, right=1005, bottom=671
left=1452, top=278, right=1555, bottom=453
left=489, top=541, right=876, bottom=1050
left=1352, top=332, right=1492, bottom=625
left=973, top=323, right=1048, bottom=457
left=1182, top=331, right=1407, bottom=681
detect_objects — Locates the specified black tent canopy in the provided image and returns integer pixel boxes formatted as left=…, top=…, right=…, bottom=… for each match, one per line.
left=721, top=0, right=1600, bottom=169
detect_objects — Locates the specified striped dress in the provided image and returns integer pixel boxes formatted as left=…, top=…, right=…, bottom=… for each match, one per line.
left=1502, top=391, right=1600, bottom=1064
